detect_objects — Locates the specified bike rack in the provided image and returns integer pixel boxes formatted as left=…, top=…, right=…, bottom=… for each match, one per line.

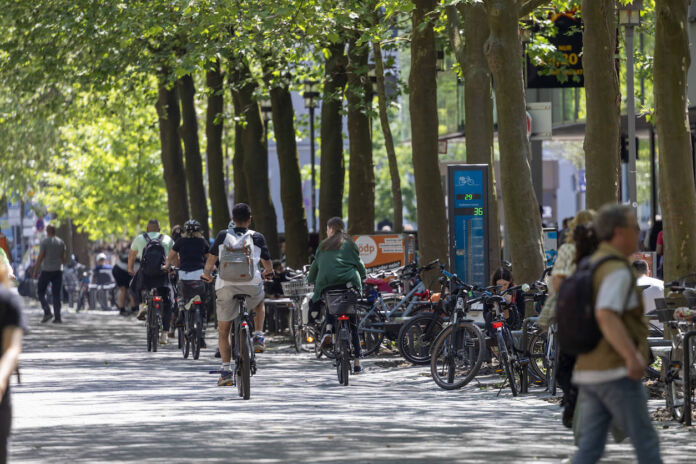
left=520, top=316, right=538, bottom=394
left=683, top=330, right=696, bottom=426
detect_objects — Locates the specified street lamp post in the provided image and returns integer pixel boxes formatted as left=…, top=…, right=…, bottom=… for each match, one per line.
left=619, top=0, right=642, bottom=208
left=303, top=80, right=320, bottom=234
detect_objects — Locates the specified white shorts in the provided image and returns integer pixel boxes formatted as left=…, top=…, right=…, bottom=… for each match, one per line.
left=216, top=284, right=265, bottom=322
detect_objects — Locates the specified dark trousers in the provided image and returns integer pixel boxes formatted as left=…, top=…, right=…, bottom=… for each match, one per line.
left=0, top=392, right=11, bottom=464
left=38, top=270, right=63, bottom=320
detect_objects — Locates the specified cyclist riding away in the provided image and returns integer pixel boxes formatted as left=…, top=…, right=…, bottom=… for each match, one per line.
left=307, top=217, right=367, bottom=373
left=128, top=219, right=174, bottom=344
left=202, top=203, right=273, bottom=386
left=165, top=219, right=211, bottom=348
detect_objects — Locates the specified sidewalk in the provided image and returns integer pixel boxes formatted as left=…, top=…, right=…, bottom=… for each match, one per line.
left=9, top=300, right=696, bottom=463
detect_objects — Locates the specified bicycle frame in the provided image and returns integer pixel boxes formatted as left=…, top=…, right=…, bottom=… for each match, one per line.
left=358, top=278, right=429, bottom=335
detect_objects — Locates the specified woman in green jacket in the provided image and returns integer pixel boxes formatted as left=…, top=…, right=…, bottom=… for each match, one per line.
left=307, top=217, right=367, bottom=372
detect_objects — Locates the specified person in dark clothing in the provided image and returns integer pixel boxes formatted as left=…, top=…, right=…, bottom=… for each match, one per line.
left=266, top=260, right=289, bottom=298
left=0, top=260, right=25, bottom=463
left=484, top=268, right=525, bottom=332
left=33, top=225, right=67, bottom=323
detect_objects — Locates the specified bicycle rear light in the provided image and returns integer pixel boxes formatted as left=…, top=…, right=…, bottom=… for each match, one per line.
left=241, top=322, right=248, bottom=328
left=153, top=296, right=162, bottom=302
left=492, top=321, right=503, bottom=329
left=338, top=315, right=350, bottom=321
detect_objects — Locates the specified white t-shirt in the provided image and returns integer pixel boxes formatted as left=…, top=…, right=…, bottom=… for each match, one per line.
left=573, top=267, right=639, bottom=385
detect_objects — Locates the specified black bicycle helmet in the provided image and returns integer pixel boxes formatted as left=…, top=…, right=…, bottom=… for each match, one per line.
left=184, top=219, right=202, bottom=234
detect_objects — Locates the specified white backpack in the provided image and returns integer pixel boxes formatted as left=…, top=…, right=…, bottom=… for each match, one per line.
left=219, top=230, right=259, bottom=283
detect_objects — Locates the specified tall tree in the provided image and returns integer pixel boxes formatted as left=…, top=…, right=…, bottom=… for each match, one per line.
left=264, top=70, right=310, bottom=267
left=654, top=0, right=696, bottom=281
left=484, top=0, right=544, bottom=285
left=206, top=60, right=230, bottom=234
left=346, top=39, right=375, bottom=235
left=409, top=0, right=449, bottom=269
left=372, top=38, right=403, bottom=233
left=582, top=0, right=621, bottom=209
left=319, top=42, right=348, bottom=239
left=446, top=2, right=502, bottom=273
left=178, top=74, right=210, bottom=236
left=156, top=73, right=190, bottom=228
left=230, top=61, right=280, bottom=258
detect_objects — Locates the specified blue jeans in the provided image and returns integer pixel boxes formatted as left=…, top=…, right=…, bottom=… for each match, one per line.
left=573, top=377, right=662, bottom=464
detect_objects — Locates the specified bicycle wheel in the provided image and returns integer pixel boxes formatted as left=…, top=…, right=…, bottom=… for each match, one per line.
left=497, top=331, right=520, bottom=397
left=666, top=360, right=687, bottom=422
left=238, top=331, right=251, bottom=400
left=192, top=313, right=202, bottom=360
left=146, top=324, right=153, bottom=352
left=550, top=334, right=560, bottom=396
left=336, top=326, right=350, bottom=386
left=398, top=312, right=444, bottom=365
left=292, top=305, right=303, bottom=353
left=526, top=331, right=548, bottom=386
left=357, top=305, right=385, bottom=357
left=430, top=323, right=485, bottom=390
left=183, top=326, right=190, bottom=359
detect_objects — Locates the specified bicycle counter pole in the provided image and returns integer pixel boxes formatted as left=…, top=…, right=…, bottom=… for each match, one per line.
left=683, top=330, right=696, bottom=426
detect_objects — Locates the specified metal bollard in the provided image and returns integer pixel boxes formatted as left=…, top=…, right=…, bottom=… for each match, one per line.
left=683, top=330, right=696, bottom=426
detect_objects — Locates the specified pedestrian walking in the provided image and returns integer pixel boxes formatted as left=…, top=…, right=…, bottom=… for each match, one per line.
left=33, top=225, right=67, bottom=323
left=0, top=256, right=25, bottom=463
left=571, top=204, right=662, bottom=464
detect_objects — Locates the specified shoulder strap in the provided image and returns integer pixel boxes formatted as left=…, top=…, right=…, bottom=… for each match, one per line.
left=157, top=234, right=163, bottom=242
left=143, top=232, right=151, bottom=243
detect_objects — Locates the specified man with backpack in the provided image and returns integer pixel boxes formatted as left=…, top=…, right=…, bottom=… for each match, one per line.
left=128, top=219, right=174, bottom=344
left=561, top=204, right=661, bottom=464
left=202, top=203, right=273, bottom=387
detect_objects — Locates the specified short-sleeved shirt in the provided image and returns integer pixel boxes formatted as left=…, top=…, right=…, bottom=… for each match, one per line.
left=0, top=285, right=26, bottom=407
left=172, top=237, right=210, bottom=272
left=39, top=236, right=66, bottom=272
left=130, top=232, right=174, bottom=260
left=209, top=228, right=271, bottom=260
left=552, top=243, right=576, bottom=277
left=637, top=274, right=664, bottom=314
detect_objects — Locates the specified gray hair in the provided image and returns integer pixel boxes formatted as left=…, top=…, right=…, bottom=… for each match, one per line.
left=594, top=204, right=634, bottom=242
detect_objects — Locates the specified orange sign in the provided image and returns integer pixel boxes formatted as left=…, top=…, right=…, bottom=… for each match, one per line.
left=352, top=234, right=416, bottom=271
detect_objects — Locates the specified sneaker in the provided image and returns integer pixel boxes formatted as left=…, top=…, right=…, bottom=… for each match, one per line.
left=354, top=365, right=363, bottom=374
left=41, top=314, right=53, bottom=323
left=160, top=332, right=169, bottom=345
left=253, top=333, right=266, bottom=353
left=136, top=306, right=147, bottom=321
left=200, top=339, right=207, bottom=349
left=52, top=319, right=63, bottom=324
left=218, top=370, right=235, bottom=386
left=214, top=348, right=221, bottom=358
left=118, top=308, right=128, bottom=317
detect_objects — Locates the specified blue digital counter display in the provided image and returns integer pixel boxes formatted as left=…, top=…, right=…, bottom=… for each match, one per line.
left=448, top=165, right=490, bottom=287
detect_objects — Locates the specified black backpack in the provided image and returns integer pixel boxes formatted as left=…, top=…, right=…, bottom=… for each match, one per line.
left=556, top=255, right=632, bottom=356
left=140, top=233, right=166, bottom=277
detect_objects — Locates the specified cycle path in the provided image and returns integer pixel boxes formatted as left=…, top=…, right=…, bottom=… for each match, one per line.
left=9, top=301, right=696, bottom=463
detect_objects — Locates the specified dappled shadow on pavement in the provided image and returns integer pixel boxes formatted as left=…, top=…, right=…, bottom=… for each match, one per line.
left=9, top=301, right=696, bottom=463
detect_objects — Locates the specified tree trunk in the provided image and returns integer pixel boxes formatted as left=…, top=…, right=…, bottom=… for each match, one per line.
left=230, top=62, right=280, bottom=258
left=372, top=39, right=403, bottom=233
left=205, top=61, right=230, bottom=235
left=232, top=116, right=248, bottom=206
left=654, top=0, right=696, bottom=282
left=409, top=0, right=449, bottom=270
left=319, top=42, right=348, bottom=239
left=156, top=74, right=189, bottom=228
left=582, top=0, right=621, bottom=209
left=346, top=39, right=375, bottom=235
left=484, top=0, right=544, bottom=285
left=267, top=80, right=310, bottom=267
left=447, top=3, right=502, bottom=273
left=178, top=74, right=210, bottom=236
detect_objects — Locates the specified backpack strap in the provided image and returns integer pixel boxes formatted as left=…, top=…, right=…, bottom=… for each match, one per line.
left=143, top=232, right=151, bottom=244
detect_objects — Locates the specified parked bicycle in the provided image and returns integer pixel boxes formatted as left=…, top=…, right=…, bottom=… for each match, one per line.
left=281, top=267, right=315, bottom=353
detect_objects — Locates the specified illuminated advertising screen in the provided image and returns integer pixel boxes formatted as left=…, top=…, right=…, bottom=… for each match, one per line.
left=448, top=165, right=489, bottom=287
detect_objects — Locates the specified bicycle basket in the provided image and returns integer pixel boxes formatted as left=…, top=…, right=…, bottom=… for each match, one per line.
left=281, top=279, right=314, bottom=297
left=324, top=289, right=358, bottom=315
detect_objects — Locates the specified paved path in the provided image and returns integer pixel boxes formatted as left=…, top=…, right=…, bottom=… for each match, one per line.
left=9, top=301, right=696, bottom=463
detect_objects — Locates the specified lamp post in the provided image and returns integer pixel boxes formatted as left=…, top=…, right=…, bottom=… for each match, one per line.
left=619, top=0, right=642, bottom=208
left=303, top=80, right=320, bottom=234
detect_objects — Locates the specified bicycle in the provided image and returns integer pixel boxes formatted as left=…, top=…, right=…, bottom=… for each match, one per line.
left=144, top=289, right=164, bottom=352
left=281, top=267, right=315, bottom=353
left=324, top=287, right=360, bottom=386
left=430, top=276, right=486, bottom=390
left=229, top=294, right=257, bottom=400
left=177, top=278, right=207, bottom=360
left=357, top=260, right=440, bottom=357
left=527, top=322, right=560, bottom=394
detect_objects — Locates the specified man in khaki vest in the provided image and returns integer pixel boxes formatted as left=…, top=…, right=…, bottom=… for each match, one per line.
left=572, top=204, right=661, bottom=464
